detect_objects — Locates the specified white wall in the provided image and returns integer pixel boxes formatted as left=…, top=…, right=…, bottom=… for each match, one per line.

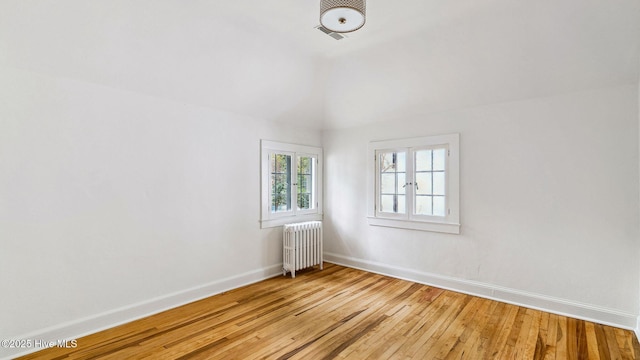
left=323, top=85, right=640, bottom=328
left=0, top=66, right=321, bottom=357
left=321, top=1, right=640, bottom=130
left=0, top=1, right=328, bottom=130
left=637, top=79, right=640, bottom=341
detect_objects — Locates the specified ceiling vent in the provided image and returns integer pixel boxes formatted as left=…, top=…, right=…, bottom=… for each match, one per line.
left=316, top=25, right=346, bottom=40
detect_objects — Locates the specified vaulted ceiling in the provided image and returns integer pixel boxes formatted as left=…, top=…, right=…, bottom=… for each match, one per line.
left=1, top=0, right=638, bottom=129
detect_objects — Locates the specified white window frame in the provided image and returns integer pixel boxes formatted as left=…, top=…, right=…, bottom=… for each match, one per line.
left=261, top=140, right=323, bottom=228
left=367, top=133, right=460, bottom=234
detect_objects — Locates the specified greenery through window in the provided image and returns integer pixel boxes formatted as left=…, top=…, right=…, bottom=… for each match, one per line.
left=268, top=153, right=317, bottom=214
left=297, top=156, right=313, bottom=210
left=261, top=140, right=323, bottom=228
left=270, top=154, right=291, bottom=213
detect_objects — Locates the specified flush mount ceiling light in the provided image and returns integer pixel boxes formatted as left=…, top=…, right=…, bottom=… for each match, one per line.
left=320, top=0, right=366, bottom=33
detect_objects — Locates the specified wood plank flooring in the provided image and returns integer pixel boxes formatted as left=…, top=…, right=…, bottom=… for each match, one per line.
left=18, top=263, right=640, bottom=359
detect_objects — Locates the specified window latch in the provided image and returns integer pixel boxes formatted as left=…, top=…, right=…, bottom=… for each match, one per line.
left=402, top=182, right=419, bottom=190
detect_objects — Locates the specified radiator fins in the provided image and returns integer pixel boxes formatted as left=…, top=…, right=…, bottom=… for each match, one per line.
left=283, top=221, right=323, bottom=278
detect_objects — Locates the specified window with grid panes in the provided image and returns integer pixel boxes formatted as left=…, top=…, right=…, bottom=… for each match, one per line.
left=261, top=140, right=323, bottom=228
left=368, top=134, right=460, bottom=234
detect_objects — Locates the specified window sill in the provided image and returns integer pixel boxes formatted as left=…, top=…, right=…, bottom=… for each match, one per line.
left=367, top=217, right=460, bottom=234
left=261, top=213, right=323, bottom=229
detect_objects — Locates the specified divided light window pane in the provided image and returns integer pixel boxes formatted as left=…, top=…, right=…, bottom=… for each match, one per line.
left=433, top=196, right=446, bottom=216
left=368, top=133, right=459, bottom=234
left=261, top=140, right=323, bottom=228
left=415, top=196, right=432, bottom=216
left=414, top=148, right=446, bottom=216
left=433, top=172, right=445, bottom=195
left=433, top=149, right=446, bottom=171
left=415, top=150, right=432, bottom=172
left=297, top=156, right=314, bottom=210
left=376, top=147, right=448, bottom=217
left=270, top=153, right=291, bottom=213
left=379, top=151, right=406, bottom=214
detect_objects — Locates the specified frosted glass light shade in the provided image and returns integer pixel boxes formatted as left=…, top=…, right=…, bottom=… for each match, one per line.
left=320, top=0, right=366, bottom=33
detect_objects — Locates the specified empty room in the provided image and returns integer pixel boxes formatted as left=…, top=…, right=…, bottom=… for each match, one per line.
left=1, top=0, right=640, bottom=359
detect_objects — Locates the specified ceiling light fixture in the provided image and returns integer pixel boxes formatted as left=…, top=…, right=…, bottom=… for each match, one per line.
left=320, top=0, right=366, bottom=33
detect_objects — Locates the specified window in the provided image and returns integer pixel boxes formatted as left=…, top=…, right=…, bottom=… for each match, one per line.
left=367, top=134, right=460, bottom=234
left=261, top=140, right=323, bottom=228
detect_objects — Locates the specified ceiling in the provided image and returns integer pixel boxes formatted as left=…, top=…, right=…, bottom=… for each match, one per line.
left=1, top=1, right=639, bottom=129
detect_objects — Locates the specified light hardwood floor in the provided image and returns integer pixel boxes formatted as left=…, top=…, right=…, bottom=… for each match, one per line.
left=18, top=263, right=640, bottom=359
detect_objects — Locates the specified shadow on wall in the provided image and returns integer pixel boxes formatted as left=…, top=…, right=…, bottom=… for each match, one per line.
left=323, top=217, right=356, bottom=258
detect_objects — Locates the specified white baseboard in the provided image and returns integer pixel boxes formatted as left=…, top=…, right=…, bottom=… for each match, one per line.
left=324, top=252, right=638, bottom=331
left=2, top=264, right=283, bottom=360
left=635, top=316, right=640, bottom=343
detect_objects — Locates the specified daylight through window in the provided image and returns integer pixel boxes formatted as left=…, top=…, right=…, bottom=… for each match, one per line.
left=368, top=134, right=460, bottom=234
left=261, top=141, right=323, bottom=228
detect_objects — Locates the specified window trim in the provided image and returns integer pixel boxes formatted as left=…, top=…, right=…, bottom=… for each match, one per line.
left=261, top=140, right=323, bottom=228
left=294, top=152, right=319, bottom=217
left=375, top=146, right=409, bottom=220
left=367, top=134, right=460, bottom=234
